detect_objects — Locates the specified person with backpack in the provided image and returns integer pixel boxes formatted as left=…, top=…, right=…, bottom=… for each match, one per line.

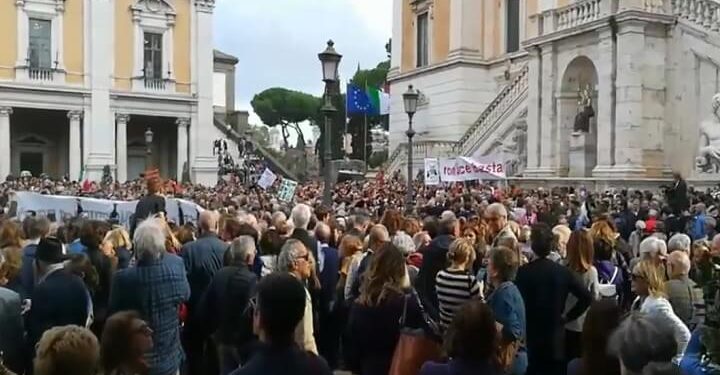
left=564, top=230, right=600, bottom=362
left=594, top=239, right=624, bottom=304
left=196, top=236, right=258, bottom=374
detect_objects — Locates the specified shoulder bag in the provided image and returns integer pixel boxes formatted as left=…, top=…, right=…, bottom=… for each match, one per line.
left=389, top=292, right=443, bottom=375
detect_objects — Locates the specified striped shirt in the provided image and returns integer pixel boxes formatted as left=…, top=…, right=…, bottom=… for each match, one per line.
left=435, top=268, right=482, bottom=328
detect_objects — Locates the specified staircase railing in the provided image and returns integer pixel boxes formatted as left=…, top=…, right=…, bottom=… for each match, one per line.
left=386, top=140, right=459, bottom=174
left=672, top=0, right=720, bottom=31
left=456, top=65, right=529, bottom=156
left=212, top=117, right=299, bottom=181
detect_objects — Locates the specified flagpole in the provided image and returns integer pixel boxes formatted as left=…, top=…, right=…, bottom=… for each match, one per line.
left=364, top=113, right=368, bottom=167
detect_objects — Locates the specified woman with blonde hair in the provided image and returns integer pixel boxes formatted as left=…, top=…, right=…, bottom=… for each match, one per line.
left=552, top=225, right=572, bottom=260
left=436, top=238, right=482, bottom=329
left=0, top=221, right=24, bottom=292
left=631, top=260, right=690, bottom=359
left=34, top=325, right=99, bottom=375
left=564, top=230, right=600, bottom=361
left=102, top=227, right=133, bottom=269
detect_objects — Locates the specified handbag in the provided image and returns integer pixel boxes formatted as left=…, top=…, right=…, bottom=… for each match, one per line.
left=388, top=293, right=443, bottom=375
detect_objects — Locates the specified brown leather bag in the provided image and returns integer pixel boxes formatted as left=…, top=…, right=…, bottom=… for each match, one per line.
left=496, top=338, right=521, bottom=371
left=388, top=294, right=443, bottom=375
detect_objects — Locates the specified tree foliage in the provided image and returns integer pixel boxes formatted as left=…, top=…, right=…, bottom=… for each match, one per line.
left=345, top=60, right=390, bottom=164
left=250, top=87, right=321, bottom=149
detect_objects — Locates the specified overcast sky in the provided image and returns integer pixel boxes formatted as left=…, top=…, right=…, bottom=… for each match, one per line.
left=213, top=0, right=392, bottom=132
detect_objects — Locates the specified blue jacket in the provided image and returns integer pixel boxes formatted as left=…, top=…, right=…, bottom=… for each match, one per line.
left=420, top=359, right=503, bottom=375
left=229, top=344, right=332, bottom=375
left=109, top=254, right=190, bottom=375
left=487, top=281, right=528, bottom=375
left=318, top=245, right=340, bottom=313
left=681, top=329, right=720, bottom=375
left=17, top=243, right=38, bottom=299
left=181, top=233, right=228, bottom=314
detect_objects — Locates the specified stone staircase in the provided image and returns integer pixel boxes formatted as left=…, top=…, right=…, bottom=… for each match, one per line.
left=212, top=117, right=299, bottom=181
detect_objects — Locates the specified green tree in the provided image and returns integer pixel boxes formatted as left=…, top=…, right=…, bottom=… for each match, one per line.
left=250, top=87, right=321, bottom=149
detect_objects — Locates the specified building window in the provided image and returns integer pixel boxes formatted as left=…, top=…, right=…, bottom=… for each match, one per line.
left=143, top=32, right=163, bottom=80
left=28, top=18, right=52, bottom=69
left=506, top=0, right=520, bottom=53
left=416, top=12, right=429, bottom=67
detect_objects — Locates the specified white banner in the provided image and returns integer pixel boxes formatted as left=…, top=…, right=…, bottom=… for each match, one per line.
left=12, top=192, right=204, bottom=227
left=424, top=158, right=440, bottom=185
left=439, top=155, right=506, bottom=182
left=256, top=168, right=277, bottom=190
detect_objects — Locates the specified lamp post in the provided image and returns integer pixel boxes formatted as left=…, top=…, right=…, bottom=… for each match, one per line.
left=403, top=84, right=419, bottom=213
left=144, top=127, right=154, bottom=170
left=318, top=40, right=342, bottom=207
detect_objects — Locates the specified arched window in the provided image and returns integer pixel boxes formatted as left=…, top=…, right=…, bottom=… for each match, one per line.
left=506, top=0, right=520, bottom=53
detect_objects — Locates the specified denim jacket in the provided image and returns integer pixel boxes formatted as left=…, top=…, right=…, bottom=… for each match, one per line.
left=487, top=281, right=528, bottom=375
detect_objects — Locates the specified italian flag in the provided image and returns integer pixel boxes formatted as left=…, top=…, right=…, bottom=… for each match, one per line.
left=366, top=86, right=391, bottom=116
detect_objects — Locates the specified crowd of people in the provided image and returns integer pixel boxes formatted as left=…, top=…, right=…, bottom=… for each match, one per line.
left=3, top=172, right=720, bottom=375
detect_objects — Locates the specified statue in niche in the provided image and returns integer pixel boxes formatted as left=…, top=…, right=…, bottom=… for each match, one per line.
left=573, top=84, right=595, bottom=133
left=696, top=94, right=720, bottom=173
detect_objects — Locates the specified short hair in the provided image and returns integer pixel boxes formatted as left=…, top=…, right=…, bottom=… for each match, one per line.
left=392, top=231, right=415, bottom=255
left=635, top=220, right=646, bottom=230
left=199, top=211, right=219, bottom=233
left=352, top=213, right=371, bottom=230
left=80, top=220, right=111, bottom=248
left=100, top=311, right=143, bottom=373
left=271, top=211, right=287, bottom=228
left=133, top=218, right=166, bottom=261
left=291, top=204, right=312, bottom=230
left=413, top=232, right=430, bottom=251
left=668, top=251, right=691, bottom=277
left=667, top=233, right=691, bottom=253
left=609, top=313, right=679, bottom=374
left=34, top=325, right=99, bottom=375
left=639, top=236, right=667, bottom=259
left=440, top=210, right=456, bottom=221
left=423, top=217, right=439, bottom=238
left=256, top=273, right=307, bottom=345
left=444, top=300, right=498, bottom=362
left=26, top=216, right=50, bottom=240
left=224, top=236, right=257, bottom=267
left=438, top=217, right=459, bottom=236
left=368, top=224, right=390, bottom=245
left=530, top=223, right=554, bottom=258
left=314, top=222, right=331, bottom=244
left=276, top=239, right=307, bottom=273
left=489, top=246, right=519, bottom=281
left=486, top=203, right=508, bottom=218
left=447, top=238, right=475, bottom=265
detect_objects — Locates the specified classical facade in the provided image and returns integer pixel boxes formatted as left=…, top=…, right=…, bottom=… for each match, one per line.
left=0, top=0, right=221, bottom=185
left=387, top=0, right=720, bottom=185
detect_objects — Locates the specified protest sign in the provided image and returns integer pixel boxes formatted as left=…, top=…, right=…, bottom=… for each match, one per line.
left=438, top=155, right=506, bottom=182
left=277, top=179, right=298, bottom=202
left=424, top=158, right=440, bottom=185
left=257, top=168, right=277, bottom=189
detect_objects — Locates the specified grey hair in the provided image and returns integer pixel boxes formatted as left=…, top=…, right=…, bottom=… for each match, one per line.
left=392, top=232, right=415, bottom=255
left=609, top=312, right=679, bottom=374
left=639, top=236, right=667, bottom=258
left=413, top=232, right=430, bottom=250
left=291, top=204, right=312, bottom=230
left=667, top=233, right=691, bottom=253
left=226, top=235, right=257, bottom=267
left=486, top=202, right=508, bottom=218
left=277, top=239, right=307, bottom=273
left=133, top=218, right=166, bottom=261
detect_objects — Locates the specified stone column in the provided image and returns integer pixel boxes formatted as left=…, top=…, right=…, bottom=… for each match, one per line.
left=176, top=117, right=189, bottom=181
left=0, top=107, right=12, bottom=181
left=593, top=26, right=616, bottom=176
left=448, top=0, right=482, bottom=60
left=537, top=44, right=557, bottom=175
left=613, top=20, right=647, bottom=176
left=389, top=0, right=404, bottom=75
left=525, top=47, right=541, bottom=173
left=15, top=1, right=26, bottom=67
left=115, top=114, right=129, bottom=182
left=68, top=110, right=83, bottom=181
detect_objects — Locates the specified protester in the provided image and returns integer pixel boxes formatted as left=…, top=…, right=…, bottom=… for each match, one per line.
left=33, top=325, right=99, bottom=375
left=347, top=224, right=389, bottom=302
left=18, top=216, right=50, bottom=298
left=314, top=222, right=341, bottom=368
left=668, top=233, right=692, bottom=254
left=276, top=239, right=318, bottom=355
left=79, top=219, right=114, bottom=336
left=630, top=260, right=691, bottom=359
left=564, top=229, right=600, bottom=361
left=103, top=227, right=133, bottom=270
left=419, top=301, right=502, bottom=375
left=435, top=238, right=481, bottom=329
left=567, top=300, right=622, bottom=375
left=486, top=246, right=527, bottom=375
left=348, top=243, right=421, bottom=375
left=515, top=223, right=592, bottom=375
left=228, top=273, right=332, bottom=375
left=0, top=221, right=23, bottom=295
left=486, top=203, right=517, bottom=246
left=416, top=217, right=459, bottom=319
left=101, top=311, right=154, bottom=375
left=109, top=218, right=190, bottom=375
left=665, top=250, right=705, bottom=329
left=0, top=251, right=24, bottom=374
left=197, top=236, right=258, bottom=374
left=609, top=313, right=684, bottom=375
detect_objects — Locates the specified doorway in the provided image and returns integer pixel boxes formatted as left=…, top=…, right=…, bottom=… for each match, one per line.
left=20, top=152, right=43, bottom=176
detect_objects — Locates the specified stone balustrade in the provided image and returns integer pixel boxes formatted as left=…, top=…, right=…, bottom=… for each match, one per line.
left=386, top=140, right=459, bottom=174
left=457, top=65, right=529, bottom=156
left=555, top=0, right=605, bottom=31
left=673, top=0, right=720, bottom=31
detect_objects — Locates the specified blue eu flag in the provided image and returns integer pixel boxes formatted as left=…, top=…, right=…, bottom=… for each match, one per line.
left=346, top=83, right=372, bottom=115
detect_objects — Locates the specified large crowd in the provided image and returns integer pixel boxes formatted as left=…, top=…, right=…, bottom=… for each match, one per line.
left=2, top=172, right=720, bottom=375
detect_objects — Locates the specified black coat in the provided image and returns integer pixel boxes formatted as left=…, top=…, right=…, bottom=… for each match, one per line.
left=181, top=233, right=228, bottom=314
left=228, top=344, right=332, bottom=375
left=414, top=235, right=454, bottom=320
left=130, top=194, right=166, bottom=234
left=668, top=179, right=689, bottom=214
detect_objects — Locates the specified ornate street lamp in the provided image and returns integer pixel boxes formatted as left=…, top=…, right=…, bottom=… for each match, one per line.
left=318, top=40, right=342, bottom=206
left=144, top=127, right=154, bottom=170
left=403, top=84, right=419, bottom=213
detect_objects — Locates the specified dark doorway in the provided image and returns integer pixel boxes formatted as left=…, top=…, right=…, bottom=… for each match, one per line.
left=20, top=152, right=43, bottom=176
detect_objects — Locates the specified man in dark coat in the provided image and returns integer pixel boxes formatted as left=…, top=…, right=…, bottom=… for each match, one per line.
left=16, top=216, right=50, bottom=299
left=26, top=237, right=90, bottom=365
left=668, top=172, right=689, bottom=215
left=414, top=217, right=459, bottom=320
left=314, top=223, right=341, bottom=369
left=515, top=223, right=592, bottom=375
left=181, top=211, right=228, bottom=375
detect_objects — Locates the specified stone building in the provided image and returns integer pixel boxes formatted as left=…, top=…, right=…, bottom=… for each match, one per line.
left=387, top=0, right=720, bottom=186
left=0, top=0, right=224, bottom=185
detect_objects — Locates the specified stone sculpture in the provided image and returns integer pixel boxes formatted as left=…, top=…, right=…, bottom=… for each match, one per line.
left=696, top=94, right=720, bottom=173
left=573, top=84, right=595, bottom=133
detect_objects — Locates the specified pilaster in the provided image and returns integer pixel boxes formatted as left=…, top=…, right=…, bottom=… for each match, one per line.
left=68, top=110, right=82, bottom=181
left=0, top=107, right=13, bottom=181
left=116, top=114, right=130, bottom=183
